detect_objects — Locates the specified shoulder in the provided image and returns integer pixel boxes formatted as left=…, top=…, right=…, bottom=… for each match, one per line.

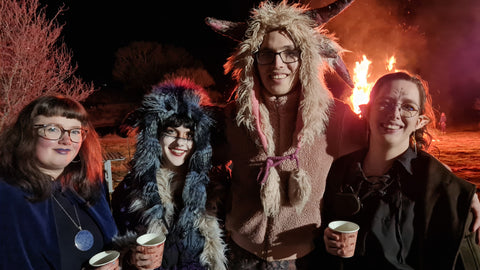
left=329, top=99, right=365, bottom=132
left=329, top=149, right=365, bottom=175
left=415, top=151, right=455, bottom=176
left=326, top=99, right=367, bottom=158
left=334, top=149, right=365, bottom=164
left=327, top=149, right=365, bottom=187
left=0, top=177, right=28, bottom=201
left=0, top=178, right=49, bottom=221
left=415, top=151, right=474, bottom=190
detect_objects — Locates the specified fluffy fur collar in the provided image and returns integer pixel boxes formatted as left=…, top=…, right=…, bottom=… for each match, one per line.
left=141, top=169, right=227, bottom=269
left=224, top=1, right=339, bottom=152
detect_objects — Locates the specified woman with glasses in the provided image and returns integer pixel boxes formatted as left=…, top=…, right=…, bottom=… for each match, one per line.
left=0, top=95, right=118, bottom=269
left=321, top=71, right=480, bottom=269
left=111, top=78, right=226, bottom=270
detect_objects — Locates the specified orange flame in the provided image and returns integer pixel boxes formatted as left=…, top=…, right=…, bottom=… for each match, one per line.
left=386, top=56, right=396, bottom=71
left=349, top=55, right=397, bottom=115
left=349, top=55, right=372, bottom=114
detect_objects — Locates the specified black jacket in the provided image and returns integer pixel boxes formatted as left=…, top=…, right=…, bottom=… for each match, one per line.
left=321, top=148, right=480, bottom=270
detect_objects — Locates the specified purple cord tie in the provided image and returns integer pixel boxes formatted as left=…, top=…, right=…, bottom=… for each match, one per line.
left=257, top=148, right=300, bottom=184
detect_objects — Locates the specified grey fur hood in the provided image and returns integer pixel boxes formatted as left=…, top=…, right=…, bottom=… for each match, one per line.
left=111, top=78, right=226, bottom=269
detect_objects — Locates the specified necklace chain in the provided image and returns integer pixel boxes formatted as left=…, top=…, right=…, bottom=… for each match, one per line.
left=51, top=194, right=82, bottom=230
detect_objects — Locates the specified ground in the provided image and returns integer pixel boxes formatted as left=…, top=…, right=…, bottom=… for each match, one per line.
left=100, top=128, right=480, bottom=191
left=429, top=129, right=480, bottom=185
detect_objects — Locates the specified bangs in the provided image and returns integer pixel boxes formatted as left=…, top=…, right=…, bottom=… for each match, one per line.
left=162, top=114, right=195, bottom=132
left=33, top=96, right=88, bottom=125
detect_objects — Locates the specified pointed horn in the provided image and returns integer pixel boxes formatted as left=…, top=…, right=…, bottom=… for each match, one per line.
left=205, top=17, right=247, bottom=42
left=307, top=0, right=355, bottom=25
left=320, top=47, right=354, bottom=88
left=332, top=57, right=354, bottom=88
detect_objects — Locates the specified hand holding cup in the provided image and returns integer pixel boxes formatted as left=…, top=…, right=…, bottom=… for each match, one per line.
left=89, top=250, right=120, bottom=270
left=132, top=232, right=166, bottom=270
left=324, top=220, right=359, bottom=258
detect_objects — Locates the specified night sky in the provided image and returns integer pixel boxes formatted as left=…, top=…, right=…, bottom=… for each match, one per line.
left=44, top=0, right=480, bottom=125
left=44, top=0, right=259, bottom=89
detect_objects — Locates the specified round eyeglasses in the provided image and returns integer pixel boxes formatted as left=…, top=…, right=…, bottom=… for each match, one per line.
left=34, top=124, right=87, bottom=143
left=374, top=100, right=420, bottom=118
left=255, top=49, right=300, bottom=65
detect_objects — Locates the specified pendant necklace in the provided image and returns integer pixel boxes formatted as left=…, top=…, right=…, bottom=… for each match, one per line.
left=52, top=194, right=94, bottom=251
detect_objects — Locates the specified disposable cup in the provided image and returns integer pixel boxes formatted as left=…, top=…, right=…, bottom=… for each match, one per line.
left=328, top=220, right=359, bottom=258
left=89, top=250, right=120, bottom=267
left=136, top=232, right=166, bottom=247
left=135, top=232, right=166, bottom=269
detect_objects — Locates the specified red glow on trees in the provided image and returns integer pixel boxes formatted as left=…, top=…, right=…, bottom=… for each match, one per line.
left=0, top=0, right=95, bottom=131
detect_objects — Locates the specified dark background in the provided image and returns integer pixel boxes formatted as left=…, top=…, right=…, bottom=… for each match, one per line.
left=44, top=0, right=480, bottom=127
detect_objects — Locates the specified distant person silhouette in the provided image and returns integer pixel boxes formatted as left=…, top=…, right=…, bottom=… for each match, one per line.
left=439, top=112, right=447, bottom=134
left=474, top=98, right=480, bottom=130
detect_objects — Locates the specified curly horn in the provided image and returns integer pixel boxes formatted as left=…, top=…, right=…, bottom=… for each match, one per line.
left=204, top=17, right=247, bottom=42
left=307, top=0, right=355, bottom=25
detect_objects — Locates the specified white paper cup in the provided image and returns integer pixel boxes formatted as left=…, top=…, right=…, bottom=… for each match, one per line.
left=136, top=232, right=166, bottom=247
left=89, top=250, right=120, bottom=267
left=328, top=220, right=360, bottom=258
left=136, top=233, right=166, bottom=269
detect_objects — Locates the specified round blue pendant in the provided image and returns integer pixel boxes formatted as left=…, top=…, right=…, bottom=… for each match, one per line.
left=75, top=230, right=94, bottom=251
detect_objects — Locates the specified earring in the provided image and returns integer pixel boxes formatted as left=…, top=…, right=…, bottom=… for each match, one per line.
left=411, top=132, right=417, bottom=154
left=71, top=155, right=81, bottom=164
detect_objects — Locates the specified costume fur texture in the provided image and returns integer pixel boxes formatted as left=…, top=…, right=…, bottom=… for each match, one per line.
left=112, top=78, right=226, bottom=269
left=224, top=2, right=347, bottom=215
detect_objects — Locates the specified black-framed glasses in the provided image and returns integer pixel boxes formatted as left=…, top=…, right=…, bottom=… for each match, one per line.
left=34, top=124, right=87, bottom=143
left=374, top=100, right=420, bottom=118
left=255, top=49, right=301, bottom=65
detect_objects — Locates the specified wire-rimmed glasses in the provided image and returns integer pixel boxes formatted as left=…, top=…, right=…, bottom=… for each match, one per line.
left=373, top=100, right=420, bottom=118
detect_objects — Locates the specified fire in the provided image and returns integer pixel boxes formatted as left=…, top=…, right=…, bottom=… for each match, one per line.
left=386, top=56, right=396, bottom=71
left=349, top=55, right=372, bottom=115
left=349, top=55, right=397, bottom=115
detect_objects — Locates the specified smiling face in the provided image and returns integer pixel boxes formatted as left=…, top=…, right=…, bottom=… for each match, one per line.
left=159, top=125, right=194, bottom=171
left=34, top=115, right=83, bottom=179
left=367, top=79, right=429, bottom=152
left=256, top=30, right=300, bottom=97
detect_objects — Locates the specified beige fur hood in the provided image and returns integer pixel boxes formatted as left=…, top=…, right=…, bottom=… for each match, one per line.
left=207, top=1, right=355, bottom=216
left=223, top=1, right=350, bottom=151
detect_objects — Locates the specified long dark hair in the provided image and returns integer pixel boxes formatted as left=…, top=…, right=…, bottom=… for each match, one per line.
left=0, top=95, right=103, bottom=203
left=368, top=71, right=436, bottom=150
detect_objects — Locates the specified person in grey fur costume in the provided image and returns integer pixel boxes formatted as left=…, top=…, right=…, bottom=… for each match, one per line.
left=111, top=78, right=227, bottom=270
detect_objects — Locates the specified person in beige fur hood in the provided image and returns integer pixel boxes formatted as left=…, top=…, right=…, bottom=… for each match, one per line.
left=206, top=0, right=366, bottom=269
